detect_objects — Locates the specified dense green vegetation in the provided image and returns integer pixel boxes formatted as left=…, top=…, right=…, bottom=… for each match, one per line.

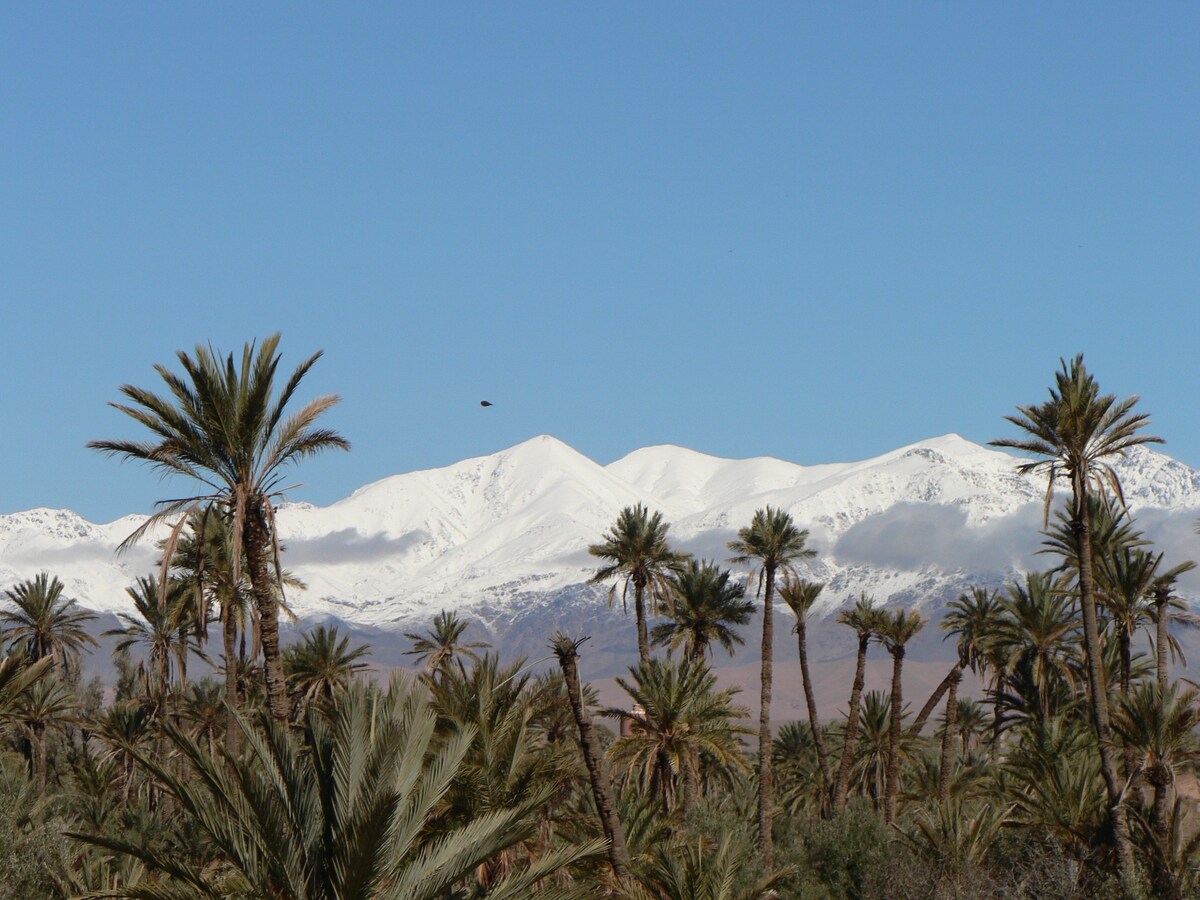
left=0, top=345, right=1197, bottom=896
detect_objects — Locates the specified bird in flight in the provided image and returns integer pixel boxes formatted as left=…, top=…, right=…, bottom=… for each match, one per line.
left=480, top=400, right=493, bottom=407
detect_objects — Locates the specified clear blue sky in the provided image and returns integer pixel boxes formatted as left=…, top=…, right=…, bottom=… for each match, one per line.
left=3, top=4, right=1198, bottom=523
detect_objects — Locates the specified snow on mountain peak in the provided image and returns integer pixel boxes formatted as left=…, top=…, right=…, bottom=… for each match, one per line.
left=2, top=434, right=1199, bottom=626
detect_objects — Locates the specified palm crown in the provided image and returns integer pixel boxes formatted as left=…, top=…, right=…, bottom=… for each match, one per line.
left=590, top=504, right=691, bottom=662
left=991, top=354, right=1161, bottom=522
left=88, top=333, right=350, bottom=560
left=651, top=559, right=753, bottom=661
left=0, top=572, right=98, bottom=672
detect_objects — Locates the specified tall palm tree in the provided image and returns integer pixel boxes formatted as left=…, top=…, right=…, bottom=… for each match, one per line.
left=0, top=572, right=98, bottom=674
left=403, top=610, right=490, bottom=677
left=938, top=667, right=963, bottom=803
left=283, top=624, right=371, bottom=705
left=832, top=593, right=877, bottom=811
left=650, top=558, right=753, bottom=662
left=549, top=632, right=632, bottom=884
left=727, top=505, right=815, bottom=869
left=778, top=576, right=832, bottom=805
left=604, top=656, right=751, bottom=814
left=997, top=572, right=1080, bottom=725
left=1150, top=560, right=1198, bottom=691
left=589, top=504, right=691, bottom=664
left=878, top=608, right=924, bottom=824
left=909, top=587, right=1003, bottom=740
left=992, top=353, right=1159, bottom=881
left=76, top=675, right=598, bottom=898
left=106, top=575, right=188, bottom=707
left=89, top=334, right=350, bottom=722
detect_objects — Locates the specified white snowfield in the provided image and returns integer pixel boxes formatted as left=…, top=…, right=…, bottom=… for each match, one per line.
left=2, top=434, right=1199, bottom=627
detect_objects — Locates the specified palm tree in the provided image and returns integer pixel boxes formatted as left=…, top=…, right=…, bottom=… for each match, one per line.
left=952, top=698, right=991, bottom=756
left=89, top=334, right=350, bottom=722
left=778, top=576, right=833, bottom=805
left=90, top=699, right=155, bottom=807
left=9, top=675, right=76, bottom=790
left=589, top=504, right=691, bottom=664
left=878, top=608, right=924, bottom=824
left=169, top=506, right=255, bottom=752
left=937, top=668, right=963, bottom=803
left=635, top=833, right=793, bottom=899
left=909, top=587, right=1003, bottom=741
left=773, top=721, right=824, bottom=814
left=106, top=575, right=188, bottom=708
left=1114, top=683, right=1200, bottom=859
left=425, top=655, right=581, bottom=892
left=283, top=624, right=371, bottom=705
left=1149, top=559, right=1198, bottom=690
left=403, top=610, right=490, bottom=677
left=75, top=675, right=599, bottom=898
left=180, top=679, right=226, bottom=753
left=605, top=657, right=751, bottom=814
left=0, top=572, right=97, bottom=674
left=997, top=572, right=1080, bottom=725
left=727, top=505, right=815, bottom=868
left=992, top=354, right=1159, bottom=878
left=832, top=593, right=877, bottom=811
left=549, top=632, right=632, bottom=884
left=848, top=690, right=895, bottom=804
left=650, top=558, right=753, bottom=662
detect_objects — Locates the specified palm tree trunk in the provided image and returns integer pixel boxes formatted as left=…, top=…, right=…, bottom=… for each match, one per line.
left=223, top=607, right=240, bottom=755
left=32, top=723, right=47, bottom=791
left=796, top=617, right=832, bottom=809
left=907, top=662, right=963, bottom=739
left=1155, top=590, right=1170, bottom=693
left=990, top=670, right=1006, bottom=750
left=552, top=638, right=631, bottom=883
left=938, top=670, right=961, bottom=803
left=833, top=633, right=870, bottom=811
left=884, top=646, right=905, bottom=825
left=682, top=749, right=699, bottom=814
left=757, top=565, right=777, bottom=869
left=1074, top=501, right=1137, bottom=882
left=634, top=578, right=650, bottom=664
left=243, top=500, right=289, bottom=722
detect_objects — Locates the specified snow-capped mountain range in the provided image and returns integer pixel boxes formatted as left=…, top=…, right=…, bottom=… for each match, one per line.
left=4, top=434, right=1200, bottom=638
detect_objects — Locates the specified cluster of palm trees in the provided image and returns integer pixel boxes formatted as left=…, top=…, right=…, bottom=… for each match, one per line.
left=0, top=341, right=1197, bottom=897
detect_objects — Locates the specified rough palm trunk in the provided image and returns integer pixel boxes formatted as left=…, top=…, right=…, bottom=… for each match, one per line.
left=243, top=499, right=289, bottom=722
left=1074, top=506, right=1137, bottom=881
left=32, top=723, right=47, bottom=790
left=682, top=750, right=700, bottom=814
left=908, top=662, right=963, bottom=739
left=1155, top=588, right=1170, bottom=693
left=796, top=616, right=832, bottom=809
left=884, top=645, right=905, bottom=825
left=990, top=671, right=1006, bottom=750
left=757, top=565, right=777, bottom=869
left=833, top=633, right=870, bottom=811
left=552, top=637, right=631, bottom=883
left=634, top=577, right=650, bottom=665
left=223, top=606, right=240, bottom=755
left=938, top=670, right=961, bottom=803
